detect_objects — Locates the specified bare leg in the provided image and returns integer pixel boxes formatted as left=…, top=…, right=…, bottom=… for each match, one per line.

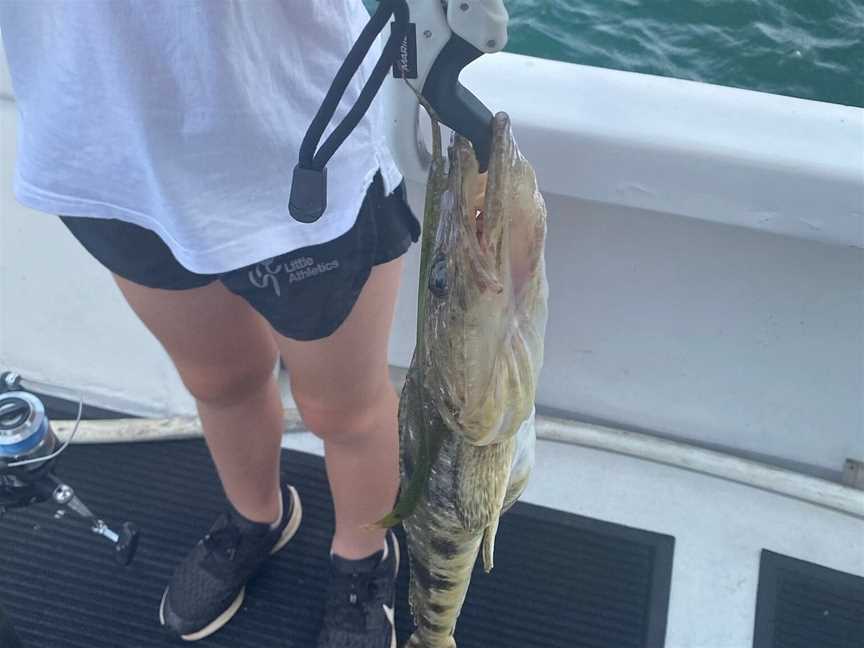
left=275, top=258, right=403, bottom=559
left=112, top=275, right=283, bottom=524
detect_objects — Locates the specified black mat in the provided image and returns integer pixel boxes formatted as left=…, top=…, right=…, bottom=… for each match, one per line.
left=753, top=550, right=864, bottom=648
left=0, top=605, right=23, bottom=648
left=1, top=439, right=674, bottom=648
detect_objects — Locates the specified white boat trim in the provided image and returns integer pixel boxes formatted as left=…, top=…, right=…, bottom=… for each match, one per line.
left=386, top=52, right=864, bottom=248
left=55, top=406, right=864, bottom=519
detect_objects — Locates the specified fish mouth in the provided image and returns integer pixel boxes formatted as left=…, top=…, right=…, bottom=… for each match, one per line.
left=441, top=112, right=545, bottom=445
left=451, top=113, right=513, bottom=296
left=455, top=112, right=536, bottom=303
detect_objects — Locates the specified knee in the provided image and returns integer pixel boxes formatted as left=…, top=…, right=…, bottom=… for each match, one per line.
left=181, top=354, right=278, bottom=408
left=291, top=378, right=396, bottom=444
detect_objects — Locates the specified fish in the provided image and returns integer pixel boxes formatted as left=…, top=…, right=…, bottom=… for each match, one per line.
left=375, top=106, right=549, bottom=648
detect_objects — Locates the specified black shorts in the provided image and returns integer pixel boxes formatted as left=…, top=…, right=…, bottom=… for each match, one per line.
left=60, top=172, right=420, bottom=341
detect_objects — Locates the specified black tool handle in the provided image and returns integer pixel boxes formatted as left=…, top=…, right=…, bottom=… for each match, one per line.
left=290, top=0, right=409, bottom=223
left=423, top=35, right=494, bottom=172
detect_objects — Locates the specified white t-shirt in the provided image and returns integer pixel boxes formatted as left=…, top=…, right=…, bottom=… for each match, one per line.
left=0, top=0, right=402, bottom=274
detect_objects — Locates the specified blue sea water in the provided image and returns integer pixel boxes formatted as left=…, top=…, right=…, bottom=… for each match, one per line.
left=366, top=0, right=864, bottom=108
left=504, top=0, right=864, bottom=108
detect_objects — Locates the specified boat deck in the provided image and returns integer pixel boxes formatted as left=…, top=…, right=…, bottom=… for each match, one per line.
left=0, top=390, right=862, bottom=647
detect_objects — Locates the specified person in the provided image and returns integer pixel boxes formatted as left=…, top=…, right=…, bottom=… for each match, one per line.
left=0, top=2, right=420, bottom=646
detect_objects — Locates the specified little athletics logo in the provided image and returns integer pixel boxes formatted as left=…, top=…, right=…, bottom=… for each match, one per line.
left=248, top=256, right=340, bottom=297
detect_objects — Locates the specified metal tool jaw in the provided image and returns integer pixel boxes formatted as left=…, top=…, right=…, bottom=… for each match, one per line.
left=289, top=1, right=507, bottom=223
left=388, top=0, right=509, bottom=176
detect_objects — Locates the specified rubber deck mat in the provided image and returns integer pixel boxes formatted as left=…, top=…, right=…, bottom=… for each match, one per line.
left=1, top=439, right=674, bottom=648
left=0, top=605, right=23, bottom=648
left=753, top=550, right=864, bottom=648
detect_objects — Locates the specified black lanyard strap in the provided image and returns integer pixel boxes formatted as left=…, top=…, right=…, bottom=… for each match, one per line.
left=290, top=0, right=410, bottom=223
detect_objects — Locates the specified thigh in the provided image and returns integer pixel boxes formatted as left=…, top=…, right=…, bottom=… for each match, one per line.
left=273, top=256, right=404, bottom=416
left=58, top=215, right=279, bottom=396
left=113, top=275, right=279, bottom=402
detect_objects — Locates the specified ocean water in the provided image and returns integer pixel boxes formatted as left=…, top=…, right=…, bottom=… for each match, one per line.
left=504, top=0, right=864, bottom=108
left=366, top=0, right=864, bottom=108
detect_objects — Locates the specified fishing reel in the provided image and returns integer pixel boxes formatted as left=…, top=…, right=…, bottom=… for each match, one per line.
left=0, top=371, right=139, bottom=565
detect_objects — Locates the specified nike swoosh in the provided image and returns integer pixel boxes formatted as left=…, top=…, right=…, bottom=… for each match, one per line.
left=383, top=603, right=395, bottom=627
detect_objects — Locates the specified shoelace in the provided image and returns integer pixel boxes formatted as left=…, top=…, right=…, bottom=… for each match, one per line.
left=327, top=569, right=383, bottom=630
left=202, top=514, right=243, bottom=563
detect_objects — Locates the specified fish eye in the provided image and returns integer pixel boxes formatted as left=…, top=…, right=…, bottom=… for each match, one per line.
left=428, top=254, right=449, bottom=298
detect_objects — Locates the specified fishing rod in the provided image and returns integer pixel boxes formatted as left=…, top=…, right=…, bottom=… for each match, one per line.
left=290, top=0, right=508, bottom=223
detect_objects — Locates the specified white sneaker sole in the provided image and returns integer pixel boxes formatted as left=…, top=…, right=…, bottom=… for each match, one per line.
left=158, top=485, right=303, bottom=641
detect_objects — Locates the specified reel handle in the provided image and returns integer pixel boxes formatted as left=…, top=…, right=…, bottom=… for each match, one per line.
left=115, top=522, right=140, bottom=566
left=0, top=372, right=22, bottom=393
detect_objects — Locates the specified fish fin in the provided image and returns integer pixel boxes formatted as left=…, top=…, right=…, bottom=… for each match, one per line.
left=481, top=518, right=499, bottom=573
left=455, top=439, right=514, bottom=532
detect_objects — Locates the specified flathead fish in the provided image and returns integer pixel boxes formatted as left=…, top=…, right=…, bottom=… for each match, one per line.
left=377, top=108, right=549, bottom=648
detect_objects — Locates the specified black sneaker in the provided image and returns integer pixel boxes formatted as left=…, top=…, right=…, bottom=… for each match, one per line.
left=317, top=529, right=400, bottom=648
left=159, top=482, right=303, bottom=641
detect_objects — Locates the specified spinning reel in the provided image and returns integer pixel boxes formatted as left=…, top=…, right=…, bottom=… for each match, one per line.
left=0, top=371, right=139, bottom=565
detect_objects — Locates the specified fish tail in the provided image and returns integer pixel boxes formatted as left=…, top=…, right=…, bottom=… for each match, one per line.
left=405, top=634, right=457, bottom=648
left=407, top=526, right=482, bottom=648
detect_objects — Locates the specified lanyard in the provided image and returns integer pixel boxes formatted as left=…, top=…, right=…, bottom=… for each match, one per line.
left=289, top=0, right=410, bottom=224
